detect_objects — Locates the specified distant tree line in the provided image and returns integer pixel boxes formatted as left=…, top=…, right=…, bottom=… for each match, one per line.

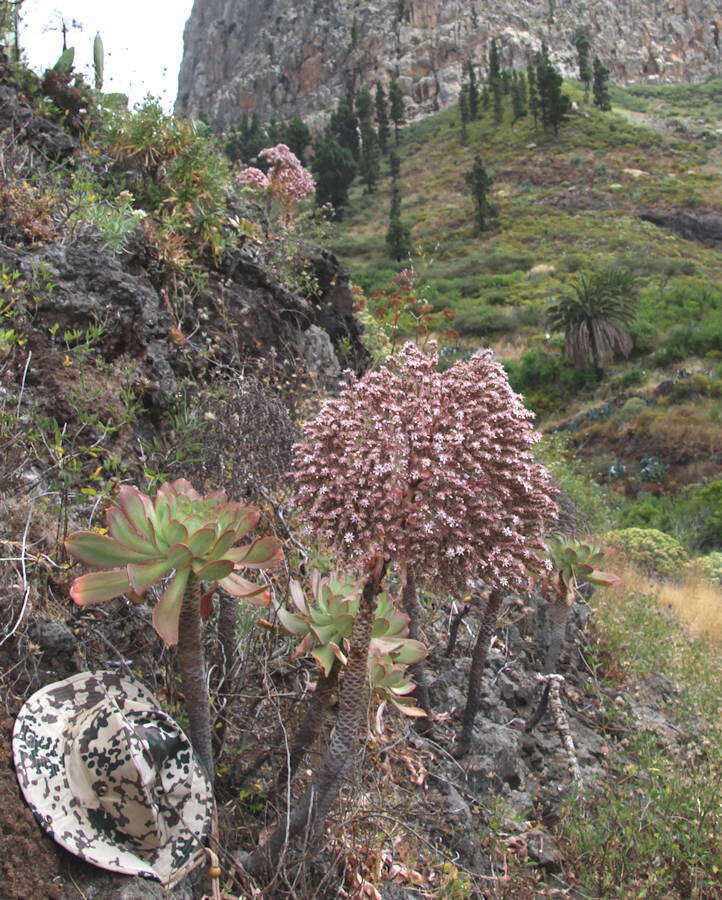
left=459, top=32, right=613, bottom=140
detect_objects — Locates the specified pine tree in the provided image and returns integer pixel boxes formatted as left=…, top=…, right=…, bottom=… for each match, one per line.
left=465, top=155, right=498, bottom=233
left=225, top=112, right=266, bottom=163
left=527, top=63, right=539, bottom=129
left=592, top=56, right=612, bottom=111
left=574, top=28, right=592, bottom=102
left=511, top=71, right=528, bottom=125
left=312, top=131, right=357, bottom=214
left=488, top=38, right=503, bottom=125
left=267, top=118, right=281, bottom=144
left=389, top=77, right=405, bottom=144
left=465, top=60, right=479, bottom=119
left=492, top=77, right=503, bottom=125
left=459, top=84, right=470, bottom=140
left=356, top=86, right=373, bottom=123
left=386, top=188, right=411, bottom=259
left=501, top=70, right=512, bottom=95
left=388, top=148, right=401, bottom=181
left=282, top=116, right=311, bottom=164
left=481, top=85, right=491, bottom=111
left=536, top=42, right=571, bottom=135
left=488, top=38, right=501, bottom=84
left=357, top=88, right=380, bottom=192
left=330, top=93, right=360, bottom=158
left=375, top=81, right=390, bottom=152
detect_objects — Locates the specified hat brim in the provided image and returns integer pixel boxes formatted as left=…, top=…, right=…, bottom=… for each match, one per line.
left=13, top=671, right=212, bottom=886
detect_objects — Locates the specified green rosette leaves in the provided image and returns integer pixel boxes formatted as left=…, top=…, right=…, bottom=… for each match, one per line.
left=65, top=478, right=282, bottom=645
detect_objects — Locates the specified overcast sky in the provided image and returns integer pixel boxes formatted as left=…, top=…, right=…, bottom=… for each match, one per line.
left=20, top=0, right=194, bottom=108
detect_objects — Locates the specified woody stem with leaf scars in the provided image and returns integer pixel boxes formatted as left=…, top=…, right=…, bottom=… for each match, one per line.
left=64, top=479, right=282, bottom=780
left=240, top=562, right=386, bottom=880
left=177, top=573, right=213, bottom=777
left=401, top=572, right=434, bottom=733
left=456, top=588, right=503, bottom=758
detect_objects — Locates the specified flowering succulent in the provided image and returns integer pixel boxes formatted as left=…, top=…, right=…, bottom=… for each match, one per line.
left=292, top=341, right=557, bottom=592
left=237, top=143, right=315, bottom=222
left=66, top=479, right=283, bottom=644
left=266, top=570, right=427, bottom=714
left=543, top=535, right=619, bottom=605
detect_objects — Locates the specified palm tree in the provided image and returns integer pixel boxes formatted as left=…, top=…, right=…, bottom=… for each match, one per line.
left=548, top=268, right=636, bottom=379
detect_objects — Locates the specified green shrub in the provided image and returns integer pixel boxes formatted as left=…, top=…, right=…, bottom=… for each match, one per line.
left=612, top=396, right=648, bottom=423
left=609, top=365, right=647, bottom=390
left=104, top=98, right=233, bottom=258
left=652, top=317, right=722, bottom=365
left=627, top=318, right=656, bottom=353
left=453, top=301, right=512, bottom=337
left=635, top=280, right=722, bottom=362
left=618, top=493, right=676, bottom=532
left=682, top=480, right=722, bottom=551
left=484, top=250, right=535, bottom=274
left=537, top=434, right=617, bottom=533
left=62, top=171, right=141, bottom=252
left=693, top=552, right=722, bottom=584
left=605, top=528, right=689, bottom=578
left=669, top=374, right=722, bottom=400
left=505, top=348, right=597, bottom=414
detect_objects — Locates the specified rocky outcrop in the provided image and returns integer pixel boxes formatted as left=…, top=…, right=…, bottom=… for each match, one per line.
left=176, top=0, right=722, bottom=128
left=641, top=208, right=722, bottom=244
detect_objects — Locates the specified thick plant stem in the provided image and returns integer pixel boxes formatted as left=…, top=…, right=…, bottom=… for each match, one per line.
left=544, top=597, right=570, bottom=675
left=401, top=572, right=433, bottom=733
left=526, top=596, right=571, bottom=732
left=277, top=664, right=339, bottom=790
left=213, top=594, right=239, bottom=755
left=445, top=601, right=470, bottom=656
left=455, top=589, right=503, bottom=757
left=239, top=566, right=384, bottom=881
left=216, top=593, right=239, bottom=689
left=177, top=573, right=213, bottom=780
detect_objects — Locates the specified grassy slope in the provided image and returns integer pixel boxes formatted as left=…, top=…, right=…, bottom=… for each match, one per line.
left=333, top=78, right=720, bottom=333
left=331, top=78, right=722, bottom=506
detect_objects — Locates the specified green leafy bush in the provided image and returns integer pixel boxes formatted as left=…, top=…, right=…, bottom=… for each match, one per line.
left=652, top=318, right=722, bottom=366
left=682, top=480, right=722, bottom=551
left=505, top=348, right=597, bottom=414
left=104, top=98, right=233, bottom=258
left=693, top=552, right=722, bottom=584
left=61, top=171, right=141, bottom=252
left=605, top=528, right=689, bottom=578
left=453, top=300, right=512, bottom=337
left=536, top=434, right=617, bottom=533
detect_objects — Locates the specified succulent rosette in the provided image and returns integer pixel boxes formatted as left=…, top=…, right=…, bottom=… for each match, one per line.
left=544, top=535, right=619, bottom=605
left=65, top=479, right=282, bottom=644
left=264, top=570, right=427, bottom=715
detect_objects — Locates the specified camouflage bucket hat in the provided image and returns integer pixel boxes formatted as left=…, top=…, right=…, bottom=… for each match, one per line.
left=13, top=670, right=213, bottom=886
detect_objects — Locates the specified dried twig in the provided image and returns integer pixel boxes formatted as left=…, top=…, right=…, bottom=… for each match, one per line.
left=537, top=673, right=582, bottom=783
left=0, top=505, right=32, bottom=648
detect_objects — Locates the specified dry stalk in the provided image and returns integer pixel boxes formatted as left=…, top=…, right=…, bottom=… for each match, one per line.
left=537, top=673, right=582, bottom=783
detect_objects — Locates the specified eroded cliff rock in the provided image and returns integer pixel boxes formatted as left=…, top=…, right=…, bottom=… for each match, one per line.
left=176, top=0, right=721, bottom=128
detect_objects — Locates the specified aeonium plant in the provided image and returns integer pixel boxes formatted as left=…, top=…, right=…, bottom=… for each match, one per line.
left=65, top=478, right=283, bottom=776
left=542, top=535, right=619, bottom=674
left=266, top=570, right=427, bottom=716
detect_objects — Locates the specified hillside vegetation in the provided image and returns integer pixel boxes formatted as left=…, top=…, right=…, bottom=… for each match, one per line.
left=0, top=31, right=720, bottom=900
left=334, top=79, right=720, bottom=355
left=332, top=77, right=722, bottom=566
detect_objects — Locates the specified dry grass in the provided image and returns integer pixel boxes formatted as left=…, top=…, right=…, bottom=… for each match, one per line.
left=608, top=564, right=722, bottom=647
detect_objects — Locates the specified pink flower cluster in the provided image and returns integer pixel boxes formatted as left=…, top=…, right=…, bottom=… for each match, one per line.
left=292, top=342, right=558, bottom=592
left=237, top=144, right=315, bottom=222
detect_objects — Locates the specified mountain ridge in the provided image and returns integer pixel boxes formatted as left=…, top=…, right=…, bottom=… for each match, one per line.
left=176, top=0, right=722, bottom=128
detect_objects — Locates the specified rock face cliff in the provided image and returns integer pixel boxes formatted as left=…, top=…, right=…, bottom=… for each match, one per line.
left=176, top=0, right=721, bottom=128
